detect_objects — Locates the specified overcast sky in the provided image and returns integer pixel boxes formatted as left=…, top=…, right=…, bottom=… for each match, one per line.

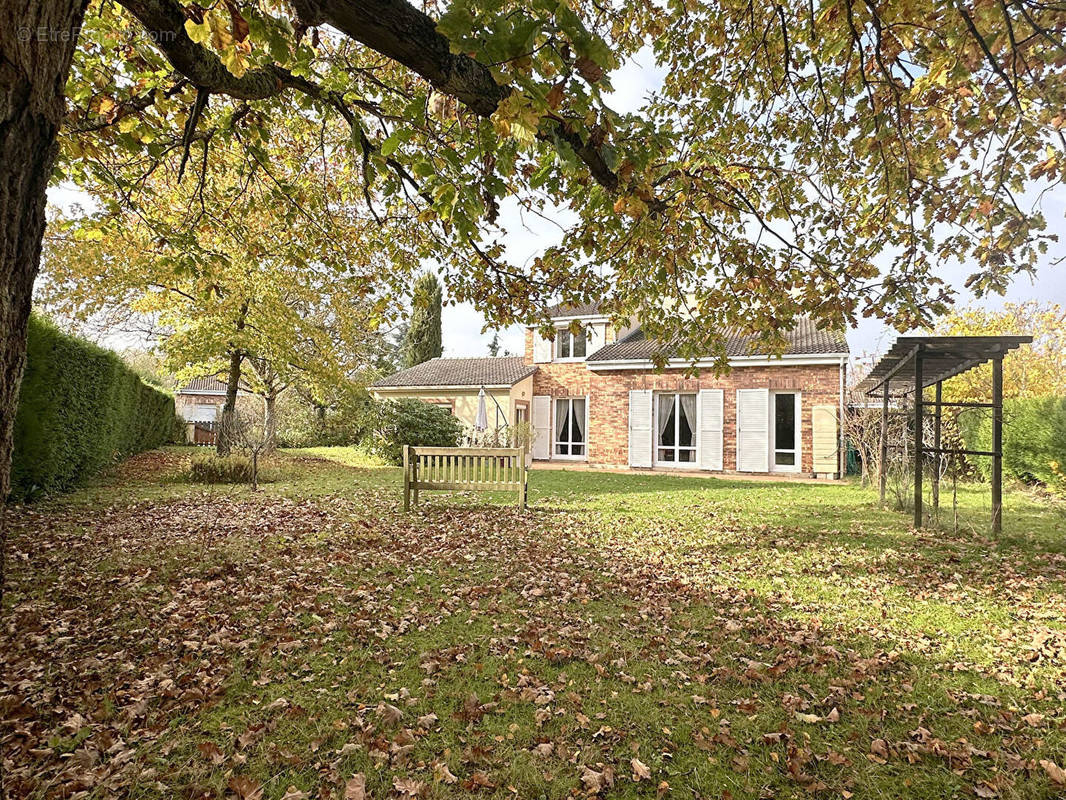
left=48, top=49, right=1063, bottom=365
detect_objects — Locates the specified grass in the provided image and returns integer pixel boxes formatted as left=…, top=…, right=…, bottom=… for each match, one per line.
left=2, top=446, right=1065, bottom=799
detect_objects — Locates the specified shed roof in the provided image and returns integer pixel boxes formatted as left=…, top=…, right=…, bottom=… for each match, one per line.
left=855, top=336, right=1032, bottom=396
left=177, top=377, right=228, bottom=394
left=587, top=317, right=848, bottom=362
left=371, top=356, right=536, bottom=389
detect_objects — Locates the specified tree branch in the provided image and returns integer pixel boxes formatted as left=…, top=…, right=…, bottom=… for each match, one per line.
left=117, top=0, right=637, bottom=200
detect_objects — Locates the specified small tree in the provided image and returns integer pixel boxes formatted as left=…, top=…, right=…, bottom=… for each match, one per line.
left=217, top=401, right=272, bottom=490
left=403, top=274, right=443, bottom=368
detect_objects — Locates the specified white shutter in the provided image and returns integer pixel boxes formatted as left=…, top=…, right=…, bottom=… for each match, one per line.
left=533, top=333, right=553, bottom=363
left=736, top=388, right=770, bottom=472
left=587, top=322, right=606, bottom=353
left=812, top=405, right=839, bottom=475
left=628, top=390, right=653, bottom=468
left=697, top=389, right=724, bottom=471
left=532, top=396, right=551, bottom=460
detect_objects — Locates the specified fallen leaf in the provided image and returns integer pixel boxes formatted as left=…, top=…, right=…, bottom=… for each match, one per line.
left=1040, top=759, right=1066, bottom=785
left=344, top=774, right=366, bottom=800
left=227, top=776, right=263, bottom=800
left=631, top=758, right=652, bottom=781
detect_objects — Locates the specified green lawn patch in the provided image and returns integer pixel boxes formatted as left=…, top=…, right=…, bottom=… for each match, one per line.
left=3, top=447, right=1064, bottom=799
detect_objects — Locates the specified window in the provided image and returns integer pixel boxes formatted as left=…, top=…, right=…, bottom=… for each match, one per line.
left=555, top=328, right=587, bottom=360
left=772, top=392, right=799, bottom=470
left=656, top=393, right=696, bottom=464
left=554, top=397, right=586, bottom=457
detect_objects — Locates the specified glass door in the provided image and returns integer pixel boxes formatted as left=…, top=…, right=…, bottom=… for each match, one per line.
left=655, top=393, right=697, bottom=465
left=553, top=397, right=586, bottom=458
left=771, top=392, right=799, bottom=471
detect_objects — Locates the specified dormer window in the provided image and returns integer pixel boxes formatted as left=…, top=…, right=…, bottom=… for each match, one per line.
left=556, top=328, right=587, bottom=360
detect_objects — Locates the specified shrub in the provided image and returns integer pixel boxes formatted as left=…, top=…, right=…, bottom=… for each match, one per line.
left=369, top=398, right=464, bottom=464
left=10, top=314, right=177, bottom=500
left=276, top=387, right=376, bottom=448
left=960, top=396, right=1066, bottom=495
left=188, top=452, right=255, bottom=484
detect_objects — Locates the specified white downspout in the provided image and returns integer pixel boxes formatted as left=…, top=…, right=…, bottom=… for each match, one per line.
left=839, top=356, right=846, bottom=479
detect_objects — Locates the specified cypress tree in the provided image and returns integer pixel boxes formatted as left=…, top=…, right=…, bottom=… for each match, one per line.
left=403, top=273, right=443, bottom=368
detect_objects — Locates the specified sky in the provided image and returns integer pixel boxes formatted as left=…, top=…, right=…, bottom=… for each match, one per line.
left=47, top=49, right=1064, bottom=366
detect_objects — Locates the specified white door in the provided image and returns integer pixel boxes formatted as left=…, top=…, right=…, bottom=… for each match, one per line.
left=736, top=388, right=770, bottom=472
left=531, top=395, right=551, bottom=460
left=697, top=389, right=724, bottom=471
left=770, top=391, right=801, bottom=472
left=628, top=389, right=653, bottom=468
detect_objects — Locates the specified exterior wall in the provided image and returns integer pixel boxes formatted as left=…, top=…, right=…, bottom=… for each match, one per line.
left=371, top=388, right=513, bottom=431
left=176, top=393, right=226, bottom=421
left=509, top=375, right=534, bottom=424
left=585, top=364, right=842, bottom=473
left=525, top=354, right=843, bottom=475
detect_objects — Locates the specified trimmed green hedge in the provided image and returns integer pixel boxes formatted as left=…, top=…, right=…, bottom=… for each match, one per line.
left=10, top=314, right=178, bottom=500
left=960, top=396, right=1066, bottom=495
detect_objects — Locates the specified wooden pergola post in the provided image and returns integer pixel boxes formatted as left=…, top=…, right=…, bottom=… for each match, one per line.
left=913, top=346, right=924, bottom=529
left=992, top=355, right=1003, bottom=534
left=932, top=381, right=942, bottom=512
left=879, top=381, right=889, bottom=505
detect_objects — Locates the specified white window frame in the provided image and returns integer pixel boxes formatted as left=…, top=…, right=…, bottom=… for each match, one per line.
left=554, top=327, right=588, bottom=362
left=654, top=392, right=698, bottom=468
left=553, top=396, right=588, bottom=460
left=770, top=390, right=802, bottom=473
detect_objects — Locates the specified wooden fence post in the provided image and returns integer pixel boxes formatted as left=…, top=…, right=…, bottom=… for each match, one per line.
left=403, top=445, right=411, bottom=512
left=518, top=447, right=527, bottom=510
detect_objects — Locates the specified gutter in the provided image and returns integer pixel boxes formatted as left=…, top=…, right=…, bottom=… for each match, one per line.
left=371, top=383, right=516, bottom=392
left=585, top=353, right=851, bottom=370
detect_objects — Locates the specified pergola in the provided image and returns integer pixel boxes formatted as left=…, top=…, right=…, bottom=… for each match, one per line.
left=856, top=335, right=1032, bottom=533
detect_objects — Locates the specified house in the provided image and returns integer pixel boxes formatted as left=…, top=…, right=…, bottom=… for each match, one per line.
left=372, top=304, right=849, bottom=477
left=370, top=357, right=537, bottom=431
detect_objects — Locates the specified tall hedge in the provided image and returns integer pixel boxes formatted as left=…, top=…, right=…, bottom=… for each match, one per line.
left=9, top=314, right=177, bottom=500
left=959, top=396, right=1066, bottom=495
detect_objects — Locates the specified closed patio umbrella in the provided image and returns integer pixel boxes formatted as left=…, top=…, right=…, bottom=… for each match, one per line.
left=475, top=387, right=489, bottom=434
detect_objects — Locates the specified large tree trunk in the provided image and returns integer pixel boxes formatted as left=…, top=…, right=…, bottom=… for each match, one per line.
left=2, top=0, right=89, bottom=613
left=216, top=349, right=242, bottom=456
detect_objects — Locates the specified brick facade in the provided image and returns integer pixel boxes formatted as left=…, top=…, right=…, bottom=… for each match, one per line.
left=524, top=328, right=844, bottom=475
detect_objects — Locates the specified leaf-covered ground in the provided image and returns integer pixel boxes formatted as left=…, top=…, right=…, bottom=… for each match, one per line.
left=2, top=447, right=1065, bottom=799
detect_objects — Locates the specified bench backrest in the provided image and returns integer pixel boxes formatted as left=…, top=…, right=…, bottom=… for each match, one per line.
left=403, top=445, right=527, bottom=510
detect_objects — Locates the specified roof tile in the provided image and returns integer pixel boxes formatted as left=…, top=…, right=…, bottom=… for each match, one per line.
left=372, top=356, right=536, bottom=388
left=587, top=318, right=848, bottom=362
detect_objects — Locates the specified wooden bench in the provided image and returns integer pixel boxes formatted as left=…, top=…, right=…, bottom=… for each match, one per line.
left=402, top=445, right=527, bottom=511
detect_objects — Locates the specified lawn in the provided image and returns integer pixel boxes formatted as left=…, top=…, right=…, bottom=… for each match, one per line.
left=2, top=447, right=1065, bottom=799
